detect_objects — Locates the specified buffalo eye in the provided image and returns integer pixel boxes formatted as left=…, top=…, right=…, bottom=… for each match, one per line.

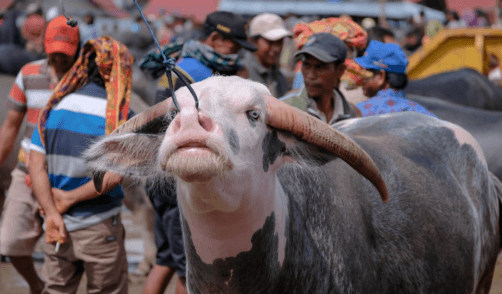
left=246, top=110, right=260, bottom=121
left=246, top=110, right=260, bottom=127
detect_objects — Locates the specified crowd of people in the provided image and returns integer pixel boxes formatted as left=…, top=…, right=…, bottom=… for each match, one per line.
left=0, top=2, right=499, bottom=294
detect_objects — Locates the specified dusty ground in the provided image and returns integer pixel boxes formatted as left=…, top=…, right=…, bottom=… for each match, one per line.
left=489, top=255, right=502, bottom=293
left=0, top=208, right=179, bottom=294
left=3, top=245, right=502, bottom=293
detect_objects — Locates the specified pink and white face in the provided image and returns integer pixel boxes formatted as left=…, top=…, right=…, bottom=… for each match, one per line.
left=155, top=77, right=293, bottom=212
left=159, top=77, right=270, bottom=180
left=84, top=76, right=309, bottom=212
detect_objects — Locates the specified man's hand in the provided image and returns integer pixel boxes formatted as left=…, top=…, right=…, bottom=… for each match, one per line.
left=51, top=188, right=74, bottom=214
left=45, top=213, right=67, bottom=245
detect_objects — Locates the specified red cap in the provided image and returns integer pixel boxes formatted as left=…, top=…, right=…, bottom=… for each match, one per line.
left=44, top=15, right=79, bottom=56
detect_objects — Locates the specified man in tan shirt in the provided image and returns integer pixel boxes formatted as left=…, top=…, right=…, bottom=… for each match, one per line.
left=280, top=33, right=361, bottom=125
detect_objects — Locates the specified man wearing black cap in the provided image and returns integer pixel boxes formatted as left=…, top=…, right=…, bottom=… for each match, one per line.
left=140, top=11, right=256, bottom=294
left=153, top=11, right=256, bottom=100
left=280, top=33, right=361, bottom=125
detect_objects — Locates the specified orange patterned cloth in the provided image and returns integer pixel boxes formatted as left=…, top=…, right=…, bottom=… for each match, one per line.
left=38, top=36, right=134, bottom=147
left=293, top=17, right=368, bottom=50
left=293, top=18, right=371, bottom=89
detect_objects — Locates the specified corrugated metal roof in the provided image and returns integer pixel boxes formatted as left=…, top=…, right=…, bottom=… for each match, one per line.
left=218, top=0, right=445, bottom=21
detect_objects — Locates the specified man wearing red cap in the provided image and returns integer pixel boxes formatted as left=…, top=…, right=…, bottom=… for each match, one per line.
left=0, top=15, right=79, bottom=294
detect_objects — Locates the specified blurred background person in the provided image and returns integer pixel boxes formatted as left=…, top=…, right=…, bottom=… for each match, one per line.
left=354, top=40, right=435, bottom=118
left=156, top=14, right=175, bottom=46
left=0, top=15, right=80, bottom=294
left=367, top=25, right=396, bottom=44
left=445, top=10, right=466, bottom=29
left=488, top=54, right=501, bottom=87
left=0, top=1, right=23, bottom=47
left=0, top=3, right=47, bottom=75
left=79, top=11, right=99, bottom=45
left=401, top=28, right=423, bottom=56
left=412, top=10, right=427, bottom=34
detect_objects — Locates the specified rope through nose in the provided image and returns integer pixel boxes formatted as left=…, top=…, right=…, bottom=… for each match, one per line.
left=59, top=0, right=78, bottom=27
left=132, top=0, right=199, bottom=111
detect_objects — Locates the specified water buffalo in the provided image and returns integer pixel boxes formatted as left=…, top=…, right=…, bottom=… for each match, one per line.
left=85, top=76, right=502, bottom=293
left=405, top=68, right=502, bottom=111
left=408, top=94, right=502, bottom=182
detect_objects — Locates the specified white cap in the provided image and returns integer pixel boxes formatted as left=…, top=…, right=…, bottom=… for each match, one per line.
left=362, top=18, right=376, bottom=30
left=249, top=13, right=292, bottom=41
left=46, top=6, right=60, bottom=22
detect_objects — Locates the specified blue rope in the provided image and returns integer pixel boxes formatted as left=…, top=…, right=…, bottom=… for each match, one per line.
left=132, top=0, right=199, bottom=110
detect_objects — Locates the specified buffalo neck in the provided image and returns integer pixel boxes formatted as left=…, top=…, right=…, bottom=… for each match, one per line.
left=177, top=173, right=289, bottom=267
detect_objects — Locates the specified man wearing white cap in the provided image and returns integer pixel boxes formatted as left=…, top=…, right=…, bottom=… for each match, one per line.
left=242, top=13, right=292, bottom=97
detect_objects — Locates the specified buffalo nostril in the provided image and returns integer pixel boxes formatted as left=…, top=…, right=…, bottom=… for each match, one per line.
left=198, top=112, right=213, bottom=132
left=170, top=116, right=181, bottom=133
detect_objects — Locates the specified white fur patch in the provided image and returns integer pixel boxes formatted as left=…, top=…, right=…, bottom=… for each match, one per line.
left=442, top=121, right=487, bottom=166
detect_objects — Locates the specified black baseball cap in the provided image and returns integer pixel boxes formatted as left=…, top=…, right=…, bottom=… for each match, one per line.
left=204, top=11, right=257, bottom=52
left=294, top=33, right=347, bottom=63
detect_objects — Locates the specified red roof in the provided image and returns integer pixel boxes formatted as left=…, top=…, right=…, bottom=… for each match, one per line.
left=446, top=0, right=495, bottom=13
left=143, top=0, right=219, bottom=23
left=0, top=0, right=13, bottom=10
left=89, top=0, right=130, bottom=18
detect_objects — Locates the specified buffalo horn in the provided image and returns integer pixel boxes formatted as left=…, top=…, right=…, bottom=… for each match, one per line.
left=264, top=95, right=389, bottom=202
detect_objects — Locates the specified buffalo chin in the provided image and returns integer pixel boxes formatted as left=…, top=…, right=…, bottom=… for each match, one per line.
left=163, top=148, right=232, bottom=182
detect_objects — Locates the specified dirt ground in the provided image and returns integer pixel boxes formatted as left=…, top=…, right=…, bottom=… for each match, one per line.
left=0, top=209, right=178, bottom=294
left=2, top=251, right=502, bottom=294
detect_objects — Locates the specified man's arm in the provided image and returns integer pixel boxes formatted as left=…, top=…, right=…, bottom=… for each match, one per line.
left=0, top=110, right=25, bottom=167
left=52, top=172, right=122, bottom=214
left=29, top=150, right=67, bottom=244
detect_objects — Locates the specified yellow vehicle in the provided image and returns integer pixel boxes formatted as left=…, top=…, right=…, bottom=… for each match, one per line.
left=406, top=28, right=502, bottom=80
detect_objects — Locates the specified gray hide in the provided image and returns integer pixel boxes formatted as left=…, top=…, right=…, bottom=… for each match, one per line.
left=182, top=113, right=502, bottom=293
left=86, top=111, right=502, bottom=294
left=404, top=68, right=502, bottom=111
left=408, top=94, right=502, bottom=182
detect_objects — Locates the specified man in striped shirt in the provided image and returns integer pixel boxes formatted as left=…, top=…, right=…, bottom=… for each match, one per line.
left=29, top=71, right=129, bottom=294
left=29, top=37, right=133, bottom=293
left=0, top=16, right=80, bottom=294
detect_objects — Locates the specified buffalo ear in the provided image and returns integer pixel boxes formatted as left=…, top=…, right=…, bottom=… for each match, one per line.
left=84, top=133, right=163, bottom=180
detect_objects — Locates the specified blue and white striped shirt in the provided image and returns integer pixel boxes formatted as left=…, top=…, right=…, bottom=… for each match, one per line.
left=31, top=82, right=124, bottom=231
